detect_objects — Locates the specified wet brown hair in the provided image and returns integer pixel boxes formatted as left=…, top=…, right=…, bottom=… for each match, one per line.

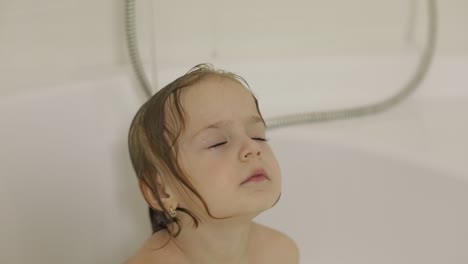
left=127, top=63, right=266, bottom=238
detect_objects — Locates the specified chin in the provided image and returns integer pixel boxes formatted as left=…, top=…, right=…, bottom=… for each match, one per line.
left=242, top=188, right=281, bottom=214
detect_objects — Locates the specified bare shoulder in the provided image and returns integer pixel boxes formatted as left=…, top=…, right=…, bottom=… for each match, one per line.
left=122, top=255, right=141, bottom=264
left=122, top=240, right=154, bottom=264
left=122, top=233, right=183, bottom=264
left=122, top=249, right=149, bottom=264
left=250, top=222, right=300, bottom=263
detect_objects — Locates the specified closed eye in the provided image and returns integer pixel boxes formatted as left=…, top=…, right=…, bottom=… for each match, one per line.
left=209, top=142, right=227, bottom=148
left=209, top=138, right=268, bottom=149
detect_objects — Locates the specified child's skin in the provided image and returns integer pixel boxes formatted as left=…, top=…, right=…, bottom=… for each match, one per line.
left=127, top=74, right=299, bottom=264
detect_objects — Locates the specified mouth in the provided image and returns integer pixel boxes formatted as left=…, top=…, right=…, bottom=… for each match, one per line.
left=241, top=168, right=269, bottom=184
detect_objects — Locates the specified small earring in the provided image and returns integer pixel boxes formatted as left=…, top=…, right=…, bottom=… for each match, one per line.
left=169, top=207, right=177, bottom=218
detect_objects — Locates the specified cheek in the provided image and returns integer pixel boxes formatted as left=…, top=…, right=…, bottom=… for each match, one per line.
left=265, top=151, right=282, bottom=186
left=177, top=158, right=230, bottom=211
left=204, top=163, right=234, bottom=191
left=190, top=163, right=238, bottom=215
left=189, top=157, right=234, bottom=193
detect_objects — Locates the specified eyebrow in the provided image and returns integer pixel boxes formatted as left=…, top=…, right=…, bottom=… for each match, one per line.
left=191, top=115, right=265, bottom=140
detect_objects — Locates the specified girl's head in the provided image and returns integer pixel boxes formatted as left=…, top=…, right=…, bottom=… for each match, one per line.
left=127, top=63, right=282, bottom=237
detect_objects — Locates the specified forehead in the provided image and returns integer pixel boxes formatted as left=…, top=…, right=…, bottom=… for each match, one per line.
left=180, top=76, right=259, bottom=126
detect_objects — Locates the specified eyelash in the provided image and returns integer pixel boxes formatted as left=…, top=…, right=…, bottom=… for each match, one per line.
left=209, top=138, right=269, bottom=149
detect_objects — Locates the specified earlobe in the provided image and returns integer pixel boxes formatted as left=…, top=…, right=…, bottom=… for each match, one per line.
left=162, top=185, right=179, bottom=212
left=139, top=180, right=162, bottom=211
left=139, top=179, right=179, bottom=212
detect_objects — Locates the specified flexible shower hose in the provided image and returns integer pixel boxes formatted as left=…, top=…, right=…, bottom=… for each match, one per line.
left=125, top=0, right=437, bottom=130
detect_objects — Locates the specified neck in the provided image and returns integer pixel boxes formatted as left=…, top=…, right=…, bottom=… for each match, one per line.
left=168, top=213, right=256, bottom=264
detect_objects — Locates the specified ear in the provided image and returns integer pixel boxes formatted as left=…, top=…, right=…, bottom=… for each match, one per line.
left=139, top=177, right=179, bottom=212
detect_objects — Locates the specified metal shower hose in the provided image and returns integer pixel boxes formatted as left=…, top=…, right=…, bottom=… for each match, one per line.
left=125, top=0, right=437, bottom=130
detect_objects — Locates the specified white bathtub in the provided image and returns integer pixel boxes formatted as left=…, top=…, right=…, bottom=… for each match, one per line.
left=255, top=55, right=468, bottom=263
left=257, top=134, right=468, bottom=263
left=0, top=56, right=467, bottom=263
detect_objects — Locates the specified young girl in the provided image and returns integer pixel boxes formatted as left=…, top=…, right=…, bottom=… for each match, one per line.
left=125, top=63, right=299, bottom=263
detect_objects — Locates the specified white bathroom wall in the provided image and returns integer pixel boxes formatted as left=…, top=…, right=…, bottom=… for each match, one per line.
left=152, top=0, right=411, bottom=63
left=0, top=75, right=151, bottom=263
left=1, top=0, right=468, bottom=97
left=0, top=1, right=125, bottom=94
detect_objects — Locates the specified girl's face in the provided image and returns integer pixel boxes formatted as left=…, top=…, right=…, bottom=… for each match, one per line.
left=175, top=76, right=282, bottom=220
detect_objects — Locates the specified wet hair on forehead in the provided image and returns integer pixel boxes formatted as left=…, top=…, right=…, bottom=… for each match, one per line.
left=127, top=63, right=266, bottom=239
left=160, top=65, right=266, bottom=151
left=170, top=77, right=261, bottom=139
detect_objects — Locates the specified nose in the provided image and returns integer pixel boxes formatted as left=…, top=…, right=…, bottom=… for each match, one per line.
left=240, top=138, right=262, bottom=161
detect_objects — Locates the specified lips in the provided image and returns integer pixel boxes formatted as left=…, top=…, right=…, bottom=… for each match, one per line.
left=241, top=168, right=269, bottom=184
